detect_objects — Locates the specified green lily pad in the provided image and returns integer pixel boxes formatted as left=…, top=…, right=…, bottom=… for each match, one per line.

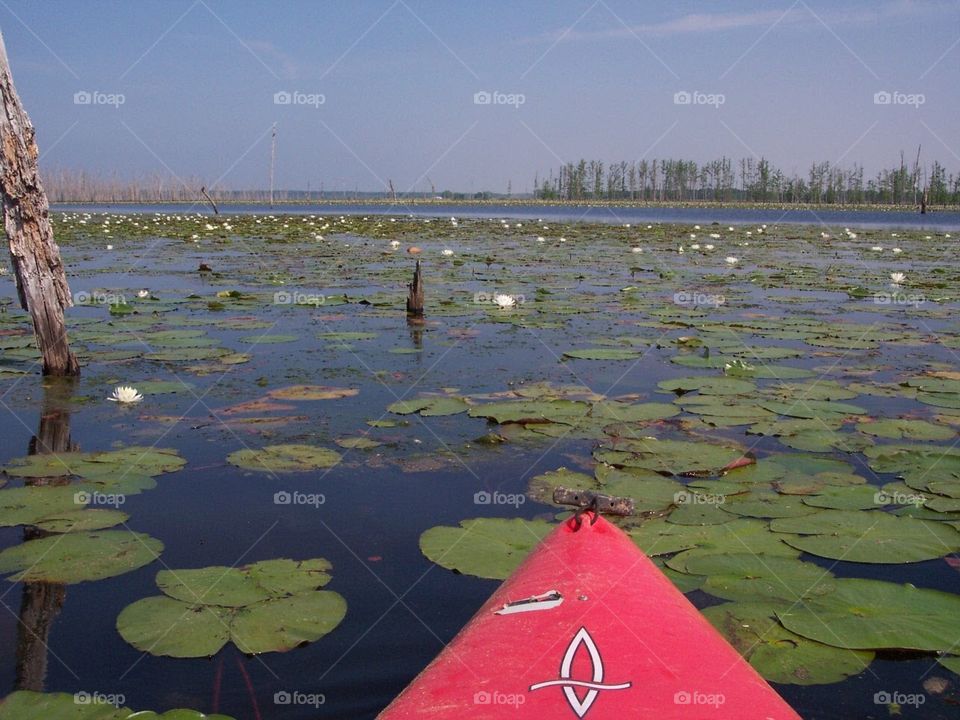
left=630, top=518, right=797, bottom=566
left=0, top=485, right=87, bottom=527
left=230, top=592, right=347, bottom=653
left=771, top=509, right=960, bottom=563
left=419, top=518, right=553, bottom=579
left=468, top=399, right=589, bottom=425
left=157, top=567, right=271, bottom=607
left=704, top=602, right=874, bottom=685
left=117, top=596, right=231, bottom=657
left=239, top=334, right=298, bottom=344
left=721, top=491, right=820, bottom=519
left=857, top=418, right=955, bottom=441
left=335, top=437, right=382, bottom=449
left=802, top=485, right=885, bottom=510
left=268, top=385, right=359, bottom=401
left=527, top=467, right=595, bottom=505
left=562, top=348, right=642, bottom=360
left=760, top=399, right=867, bottom=420
left=388, top=396, right=469, bottom=416
left=675, top=553, right=836, bottom=603
left=777, top=578, right=960, bottom=651
left=245, top=558, right=333, bottom=596
left=594, top=437, right=746, bottom=477
left=34, top=509, right=128, bottom=533
left=227, top=444, right=342, bottom=473
left=657, top=376, right=756, bottom=395
left=0, top=530, right=163, bottom=583
left=2, top=447, right=185, bottom=480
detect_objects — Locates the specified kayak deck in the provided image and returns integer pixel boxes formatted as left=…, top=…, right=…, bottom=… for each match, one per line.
left=379, top=513, right=801, bottom=719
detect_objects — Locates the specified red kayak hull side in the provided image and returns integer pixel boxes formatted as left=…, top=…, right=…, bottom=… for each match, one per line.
left=379, top=514, right=802, bottom=719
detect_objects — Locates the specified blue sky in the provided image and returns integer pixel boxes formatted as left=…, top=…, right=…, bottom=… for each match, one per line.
left=2, top=0, right=958, bottom=193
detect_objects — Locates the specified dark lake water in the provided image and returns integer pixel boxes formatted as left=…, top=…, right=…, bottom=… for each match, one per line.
left=0, top=212, right=958, bottom=719
left=51, top=202, right=960, bottom=231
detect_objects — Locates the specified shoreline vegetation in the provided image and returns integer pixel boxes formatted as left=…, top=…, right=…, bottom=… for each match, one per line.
left=48, top=198, right=954, bottom=213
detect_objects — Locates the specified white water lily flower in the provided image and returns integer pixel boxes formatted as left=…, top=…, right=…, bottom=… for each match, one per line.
left=536, top=236, right=546, bottom=242
left=441, top=249, right=454, bottom=256
left=108, top=386, right=143, bottom=404
left=693, top=225, right=701, bottom=230
left=871, top=246, right=883, bottom=252
left=890, top=272, right=906, bottom=285
left=493, top=294, right=516, bottom=309
left=690, top=244, right=700, bottom=250
left=710, top=233, right=721, bottom=239
left=559, top=237, right=566, bottom=243
left=678, top=246, right=684, bottom=254
left=389, top=240, right=400, bottom=249
left=892, top=248, right=902, bottom=254
left=847, top=232, right=858, bottom=239
left=689, top=234, right=697, bottom=239
left=137, top=289, right=150, bottom=298
left=106, top=245, right=113, bottom=250
left=631, top=247, right=643, bottom=253
left=705, top=244, right=715, bottom=250
left=725, top=256, right=739, bottom=264
left=820, top=232, right=831, bottom=239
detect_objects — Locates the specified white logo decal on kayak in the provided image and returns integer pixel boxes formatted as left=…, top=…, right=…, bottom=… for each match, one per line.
left=529, top=627, right=632, bottom=718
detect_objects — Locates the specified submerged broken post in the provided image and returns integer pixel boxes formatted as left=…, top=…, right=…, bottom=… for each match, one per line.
left=406, top=259, right=424, bottom=316
left=0, top=31, right=79, bottom=376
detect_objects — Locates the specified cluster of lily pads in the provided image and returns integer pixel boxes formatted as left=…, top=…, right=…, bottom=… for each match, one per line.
left=414, top=375, right=960, bottom=685
left=117, top=558, right=346, bottom=657
left=0, top=447, right=184, bottom=583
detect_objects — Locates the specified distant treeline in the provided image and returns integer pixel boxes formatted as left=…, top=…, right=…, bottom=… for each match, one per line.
left=41, top=156, right=960, bottom=206
left=534, top=155, right=960, bottom=206
left=40, top=169, right=504, bottom=204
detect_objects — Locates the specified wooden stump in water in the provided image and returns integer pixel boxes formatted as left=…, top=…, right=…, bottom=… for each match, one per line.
left=406, top=260, right=424, bottom=315
left=0, top=31, right=79, bottom=376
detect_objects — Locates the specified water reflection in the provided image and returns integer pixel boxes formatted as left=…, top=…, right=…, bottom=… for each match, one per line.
left=14, top=378, right=76, bottom=692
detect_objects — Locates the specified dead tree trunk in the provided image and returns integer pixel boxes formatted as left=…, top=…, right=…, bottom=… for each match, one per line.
left=406, top=260, right=424, bottom=315
left=200, top=185, right=219, bottom=215
left=0, top=31, right=79, bottom=376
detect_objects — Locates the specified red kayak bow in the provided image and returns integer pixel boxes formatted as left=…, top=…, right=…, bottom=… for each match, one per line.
left=379, top=512, right=801, bottom=719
